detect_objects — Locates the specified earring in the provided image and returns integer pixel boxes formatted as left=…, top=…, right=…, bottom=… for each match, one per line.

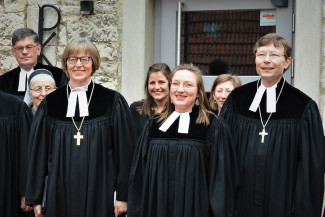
left=195, top=97, right=200, bottom=106
left=214, top=100, right=217, bottom=104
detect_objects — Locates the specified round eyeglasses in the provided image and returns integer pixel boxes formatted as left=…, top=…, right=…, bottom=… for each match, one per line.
left=13, top=44, right=38, bottom=53
left=30, top=86, right=56, bottom=94
left=256, top=53, right=285, bottom=61
left=67, top=56, right=92, bottom=65
left=171, top=81, right=195, bottom=91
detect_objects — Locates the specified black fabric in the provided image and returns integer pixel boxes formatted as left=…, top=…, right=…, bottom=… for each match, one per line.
left=129, top=101, right=153, bottom=141
left=128, top=109, right=240, bottom=217
left=0, top=90, right=33, bottom=217
left=219, top=78, right=325, bottom=217
left=25, top=82, right=136, bottom=217
left=0, top=62, right=68, bottom=99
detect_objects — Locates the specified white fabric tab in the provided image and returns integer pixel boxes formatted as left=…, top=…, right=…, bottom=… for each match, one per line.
left=22, top=69, right=34, bottom=105
left=159, top=111, right=180, bottom=132
left=249, top=81, right=278, bottom=113
left=266, top=85, right=276, bottom=113
left=66, top=82, right=90, bottom=117
left=18, top=69, right=27, bottom=92
left=178, top=112, right=190, bottom=134
left=249, top=85, right=266, bottom=112
left=159, top=111, right=190, bottom=134
left=66, top=92, right=78, bottom=117
left=77, top=91, right=89, bottom=117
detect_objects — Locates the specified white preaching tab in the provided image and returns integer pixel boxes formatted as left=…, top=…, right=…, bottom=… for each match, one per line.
left=18, top=69, right=34, bottom=92
left=66, top=83, right=90, bottom=117
left=249, top=85, right=266, bottom=112
left=266, top=85, right=276, bottom=113
left=249, top=81, right=277, bottom=113
left=18, top=69, right=27, bottom=92
left=159, top=111, right=190, bottom=134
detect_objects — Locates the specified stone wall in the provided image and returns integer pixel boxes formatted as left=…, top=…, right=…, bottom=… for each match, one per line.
left=0, top=0, right=122, bottom=91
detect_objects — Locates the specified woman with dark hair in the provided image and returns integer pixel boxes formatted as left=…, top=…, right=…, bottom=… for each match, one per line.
left=130, top=63, right=171, bottom=139
left=25, top=38, right=136, bottom=217
left=128, top=63, right=239, bottom=217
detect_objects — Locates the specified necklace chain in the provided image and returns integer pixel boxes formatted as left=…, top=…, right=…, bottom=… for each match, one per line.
left=258, top=78, right=285, bottom=129
left=66, top=81, right=95, bottom=132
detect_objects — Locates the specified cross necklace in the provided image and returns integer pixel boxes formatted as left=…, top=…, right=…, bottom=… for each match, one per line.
left=257, top=78, right=285, bottom=143
left=66, top=82, right=95, bottom=146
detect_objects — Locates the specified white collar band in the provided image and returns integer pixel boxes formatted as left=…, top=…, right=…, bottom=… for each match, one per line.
left=66, top=81, right=91, bottom=117
left=249, top=80, right=278, bottom=113
left=159, top=111, right=190, bottom=134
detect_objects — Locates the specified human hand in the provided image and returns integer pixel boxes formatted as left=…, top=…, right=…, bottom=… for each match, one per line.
left=33, top=204, right=45, bottom=217
left=20, top=196, right=33, bottom=212
left=114, top=200, right=127, bottom=217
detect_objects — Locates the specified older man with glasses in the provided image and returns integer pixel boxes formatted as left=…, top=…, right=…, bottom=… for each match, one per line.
left=0, top=27, right=68, bottom=106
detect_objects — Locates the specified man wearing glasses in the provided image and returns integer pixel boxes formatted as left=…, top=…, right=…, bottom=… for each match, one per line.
left=219, top=33, right=324, bottom=217
left=0, top=27, right=68, bottom=106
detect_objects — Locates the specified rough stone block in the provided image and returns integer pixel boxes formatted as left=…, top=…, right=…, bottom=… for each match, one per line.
left=4, top=0, right=26, bottom=13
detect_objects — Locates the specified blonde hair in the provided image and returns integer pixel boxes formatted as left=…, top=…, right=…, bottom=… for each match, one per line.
left=157, top=63, right=214, bottom=125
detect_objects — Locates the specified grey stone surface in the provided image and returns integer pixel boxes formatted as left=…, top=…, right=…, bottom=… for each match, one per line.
left=0, top=0, right=122, bottom=91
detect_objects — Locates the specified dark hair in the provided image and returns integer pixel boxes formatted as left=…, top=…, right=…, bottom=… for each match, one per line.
left=209, top=59, right=231, bottom=75
left=61, top=38, right=101, bottom=76
left=12, top=28, right=40, bottom=46
left=209, top=74, right=242, bottom=111
left=158, top=63, right=213, bottom=125
left=137, top=63, right=171, bottom=116
left=253, top=33, right=292, bottom=59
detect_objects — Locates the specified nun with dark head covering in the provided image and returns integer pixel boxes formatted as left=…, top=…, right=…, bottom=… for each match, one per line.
left=28, top=69, right=56, bottom=115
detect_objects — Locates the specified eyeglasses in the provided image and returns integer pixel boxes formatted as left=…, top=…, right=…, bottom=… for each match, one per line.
left=13, top=44, right=38, bottom=53
left=30, top=86, right=55, bottom=94
left=215, top=89, right=232, bottom=96
left=171, top=81, right=195, bottom=91
left=67, top=56, right=92, bottom=65
left=256, top=53, right=285, bottom=60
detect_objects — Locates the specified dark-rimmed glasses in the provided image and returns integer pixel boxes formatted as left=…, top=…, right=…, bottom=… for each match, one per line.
left=67, top=56, right=92, bottom=65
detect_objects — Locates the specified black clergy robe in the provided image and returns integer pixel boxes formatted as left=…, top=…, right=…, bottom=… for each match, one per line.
left=25, top=82, right=136, bottom=217
left=219, top=78, right=325, bottom=217
left=129, top=101, right=154, bottom=140
left=0, top=90, right=32, bottom=217
left=0, top=62, right=68, bottom=99
left=128, top=107, right=240, bottom=217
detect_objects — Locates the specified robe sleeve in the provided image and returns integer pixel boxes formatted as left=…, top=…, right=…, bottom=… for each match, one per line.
left=25, top=101, right=49, bottom=206
left=112, top=94, right=137, bottom=202
left=295, top=100, right=325, bottom=216
left=208, top=117, right=240, bottom=217
left=127, top=117, right=152, bottom=217
left=18, top=102, right=33, bottom=195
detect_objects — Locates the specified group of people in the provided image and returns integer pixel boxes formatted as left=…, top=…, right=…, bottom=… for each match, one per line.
left=0, top=27, right=324, bottom=217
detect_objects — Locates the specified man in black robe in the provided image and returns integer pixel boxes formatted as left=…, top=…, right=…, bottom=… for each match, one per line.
left=219, top=33, right=325, bottom=217
left=0, top=90, right=33, bottom=217
left=0, top=27, right=68, bottom=105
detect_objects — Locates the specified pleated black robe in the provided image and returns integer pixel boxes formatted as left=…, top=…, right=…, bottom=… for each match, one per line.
left=25, top=82, right=136, bottom=217
left=129, top=101, right=153, bottom=140
left=0, top=90, right=32, bottom=217
left=128, top=107, right=240, bottom=217
left=0, top=62, right=68, bottom=99
left=219, top=78, right=325, bottom=217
